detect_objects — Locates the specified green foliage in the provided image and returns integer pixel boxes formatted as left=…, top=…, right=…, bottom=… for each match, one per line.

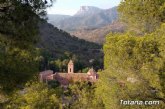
left=0, top=0, right=54, bottom=93
left=48, top=80, right=60, bottom=88
left=2, top=82, right=104, bottom=109
left=64, top=82, right=104, bottom=109
left=97, top=25, right=165, bottom=109
left=0, top=0, right=103, bottom=108
left=48, top=57, right=83, bottom=72
left=0, top=0, right=54, bottom=48
left=82, top=67, right=90, bottom=73
left=6, top=82, right=62, bottom=109
left=0, top=40, right=39, bottom=92
left=38, top=22, right=103, bottom=72
left=118, top=0, right=165, bottom=34
left=41, top=50, right=98, bottom=73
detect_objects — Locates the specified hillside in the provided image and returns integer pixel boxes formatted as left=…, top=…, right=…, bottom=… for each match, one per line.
left=37, top=21, right=103, bottom=70
left=47, top=14, right=71, bottom=24
left=48, top=6, right=118, bottom=32
left=71, top=22, right=126, bottom=44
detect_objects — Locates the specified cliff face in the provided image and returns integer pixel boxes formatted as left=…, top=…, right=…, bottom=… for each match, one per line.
left=75, top=6, right=102, bottom=16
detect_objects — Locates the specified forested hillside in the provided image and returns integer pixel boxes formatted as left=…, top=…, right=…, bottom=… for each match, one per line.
left=38, top=20, right=103, bottom=72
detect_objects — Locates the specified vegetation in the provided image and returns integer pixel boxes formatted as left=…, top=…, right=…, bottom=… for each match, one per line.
left=0, top=42, right=39, bottom=92
left=96, top=26, right=165, bottom=108
left=95, top=0, right=165, bottom=108
left=0, top=0, right=165, bottom=109
left=0, top=0, right=54, bottom=92
left=0, top=0, right=103, bottom=108
left=62, top=82, right=104, bottom=109
left=38, top=21, right=103, bottom=72
left=71, top=21, right=125, bottom=44
left=1, top=81, right=104, bottom=109
left=6, top=82, right=62, bottom=109
left=118, top=0, right=165, bottom=34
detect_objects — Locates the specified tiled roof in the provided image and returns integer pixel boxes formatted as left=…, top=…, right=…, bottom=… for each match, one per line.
left=40, top=69, right=98, bottom=85
left=40, top=70, right=53, bottom=75
left=53, top=72, right=96, bottom=85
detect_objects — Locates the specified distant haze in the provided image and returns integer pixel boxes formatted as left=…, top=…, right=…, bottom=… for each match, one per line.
left=48, top=6, right=118, bottom=32
left=47, top=0, right=121, bottom=15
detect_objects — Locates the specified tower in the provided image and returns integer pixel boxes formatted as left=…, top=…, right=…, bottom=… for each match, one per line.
left=68, top=60, right=74, bottom=73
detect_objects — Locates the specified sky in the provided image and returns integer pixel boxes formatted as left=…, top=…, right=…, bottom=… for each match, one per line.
left=47, top=0, right=121, bottom=15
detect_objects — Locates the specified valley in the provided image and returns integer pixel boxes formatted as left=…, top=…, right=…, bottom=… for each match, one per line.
left=38, top=20, right=103, bottom=72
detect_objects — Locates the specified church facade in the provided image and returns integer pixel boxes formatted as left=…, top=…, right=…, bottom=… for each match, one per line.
left=39, top=60, right=98, bottom=85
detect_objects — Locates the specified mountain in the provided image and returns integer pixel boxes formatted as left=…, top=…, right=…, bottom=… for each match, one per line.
left=38, top=20, right=103, bottom=70
left=75, top=6, right=102, bottom=16
left=47, top=14, right=71, bottom=25
left=47, top=6, right=118, bottom=32
left=71, top=22, right=126, bottom=44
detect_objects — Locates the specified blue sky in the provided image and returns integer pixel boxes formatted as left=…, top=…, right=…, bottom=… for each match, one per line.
left=47, top=0, right=121, bottom=15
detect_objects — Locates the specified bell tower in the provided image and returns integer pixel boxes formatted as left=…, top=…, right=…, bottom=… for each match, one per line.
left=68, top=60, right=74, bottom=73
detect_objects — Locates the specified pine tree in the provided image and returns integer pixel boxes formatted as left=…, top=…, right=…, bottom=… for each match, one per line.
left=118, top=0, right=165, bottom=34
left=96, top=26, right=165, bottom=108
left=0, top=0, right=54, bottom=92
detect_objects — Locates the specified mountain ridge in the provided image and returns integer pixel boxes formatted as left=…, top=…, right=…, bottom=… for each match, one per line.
left=71, top=21, right=126, bottom=44
left=47, top=6, right=118, bottom=32
left=75, top=6, right=102, bottom=16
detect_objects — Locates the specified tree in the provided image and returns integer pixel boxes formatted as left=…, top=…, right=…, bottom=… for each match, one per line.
left=118, top=0, right=165, bottom=34
left=6, top=82, right=62, bottom=109
left=96, top=25, right=165, bottom=108
left=64, top=82, right=104, bottom=109
left=0, top=45, right=39, bottom=92
left=0, top=0, right=54, bottom=48
left=0, top=0, right=55, bottom=92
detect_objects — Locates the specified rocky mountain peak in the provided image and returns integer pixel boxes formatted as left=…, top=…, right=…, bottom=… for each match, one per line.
left=75, top=6, right=102, bottom=16
left=79, top=6, right=95, bottom=12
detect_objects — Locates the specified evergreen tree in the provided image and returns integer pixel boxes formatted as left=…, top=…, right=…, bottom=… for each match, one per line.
left=0, top=0, right=54, bottom=92
left=6, top=82, right=62, bottom=109
left=65, top=82, right=104, bottom=109
left=96, top=25, right=165, bottom=109
left=118, top=0, right=165, bottom=34
left=0, top=0, right=54, bottom=48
